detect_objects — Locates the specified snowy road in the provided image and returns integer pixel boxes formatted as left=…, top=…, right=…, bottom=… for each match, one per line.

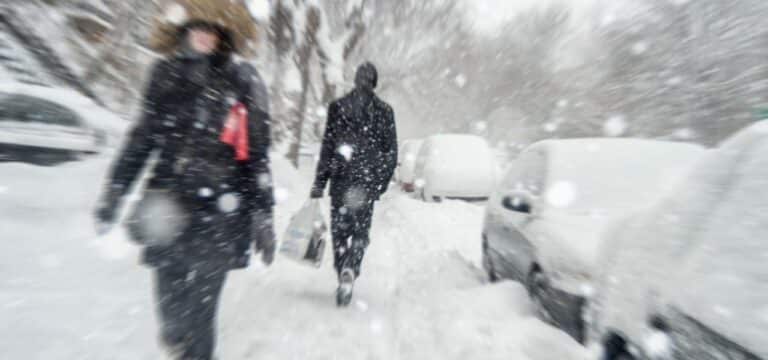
left=0, top=155, right=586, bottom=360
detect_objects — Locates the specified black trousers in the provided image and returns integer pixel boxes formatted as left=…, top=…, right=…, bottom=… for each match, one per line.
left=154, top=264, right=228, bottom=360
left=331, top=195, right=375, bottom=278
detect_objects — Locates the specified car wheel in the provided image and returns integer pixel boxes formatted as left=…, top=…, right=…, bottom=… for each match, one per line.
left=527, top=269, right=554, bottom=324
left=482, top=242, right=499, bottom=283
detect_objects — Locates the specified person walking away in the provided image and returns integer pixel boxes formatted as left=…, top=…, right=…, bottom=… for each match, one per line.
left=94, top=1, right=275, bottom=359
left=310, top=62, right=398, bottom=307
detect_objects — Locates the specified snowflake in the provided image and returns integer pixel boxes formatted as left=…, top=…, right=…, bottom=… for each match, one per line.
left=545, top=181, right=577, bottom=208
left=454, top=74, right=467, bottom=88
left=603, top=115, right=628, bottom=137
left=337, top=144, right=354, bottom=161
left=631, top=41, right=649, bottom=55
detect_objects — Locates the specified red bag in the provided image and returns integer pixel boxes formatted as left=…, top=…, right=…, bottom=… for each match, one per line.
left=220, top=102, right=249, bottom=161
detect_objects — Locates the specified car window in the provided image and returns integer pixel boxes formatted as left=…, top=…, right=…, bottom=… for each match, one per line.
left=502, top=148, right=546, bottom=197
left=0, top=93, right=83, bottom=127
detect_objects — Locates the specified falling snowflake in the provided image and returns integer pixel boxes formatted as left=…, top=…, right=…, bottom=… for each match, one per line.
left=338, top=144, right=354, bottom=161
left=674, top=128, right=695, bottom=140
left=217, top=193, right=240, bottom=213
left=545, top=181, right=577, bottom=208
left=557, top=99, right=570, bottom=108
left=454, top=74, right=467, bottom=88
left=414, top=178, right=426, bottom=188
left=666, top=76, right=683, bottom=86
left=631, top=41, right=649, bottom=55
left=543, top=122, right=559, bottom=133
left=274, top=187, right=290, bottom=204
left=603, top=115, right=628, bottom=137
left=643, top=330, right=673, bottom=359
left=246, top=0, right=271, bottom=21
left=198, top=187, right=214, bottom=198
left=474, top=121, right=487, bottom=132
left=163, top=3, right=188, bottom=25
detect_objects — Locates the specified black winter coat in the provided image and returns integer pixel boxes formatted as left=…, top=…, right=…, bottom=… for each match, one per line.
left=101, top=55, right=273, bottom=270
left=312, top=88, right=398, bottom=201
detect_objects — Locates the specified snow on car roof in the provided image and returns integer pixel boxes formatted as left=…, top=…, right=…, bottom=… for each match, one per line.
left=530, top=138, right=705, bottom=211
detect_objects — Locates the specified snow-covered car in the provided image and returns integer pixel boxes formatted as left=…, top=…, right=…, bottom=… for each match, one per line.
left=397, top=138, right=423, bottom=192
left=481, top=138, right=705, bottom=343
left=0, top=82, right=125, bottom=165
left=413, top=134, right=495, bottom=202
left=590, top=123, right=768, bottom=360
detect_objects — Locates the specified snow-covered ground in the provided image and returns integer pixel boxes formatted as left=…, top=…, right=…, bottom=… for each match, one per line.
left=0, top=154, right=586, bottom=360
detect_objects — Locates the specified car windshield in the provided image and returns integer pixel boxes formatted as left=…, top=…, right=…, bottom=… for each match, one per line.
left=0, top=92, right=83, bottom=127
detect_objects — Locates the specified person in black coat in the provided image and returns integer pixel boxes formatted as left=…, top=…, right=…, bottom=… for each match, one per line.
left=310, top=62, right=398, bottom=306
left=94, top=2, right=274, bottom=358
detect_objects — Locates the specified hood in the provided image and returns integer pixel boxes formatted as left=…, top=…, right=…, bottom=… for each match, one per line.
left=149, top=0, right=259, bottom=56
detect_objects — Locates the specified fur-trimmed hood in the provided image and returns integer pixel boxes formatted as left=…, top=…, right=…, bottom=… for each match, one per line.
left=149, top=0, right=258, bottom=56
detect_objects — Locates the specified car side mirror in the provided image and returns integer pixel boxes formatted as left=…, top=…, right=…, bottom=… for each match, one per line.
left=502, top=194, right=532, bottom=214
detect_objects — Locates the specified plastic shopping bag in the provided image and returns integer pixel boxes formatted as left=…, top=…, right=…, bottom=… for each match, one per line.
left=280, top=199, right=327, bottom=268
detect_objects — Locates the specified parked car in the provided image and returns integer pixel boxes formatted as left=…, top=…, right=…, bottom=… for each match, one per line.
left=0, top=82, right=124, bottom=165
left=481, top=138, right=705, bottom=343
left=414, top=134, right=495, bottom=202
left=590, top=123, right=768, bottom=360
left=397, top=138, right=423, bottom=192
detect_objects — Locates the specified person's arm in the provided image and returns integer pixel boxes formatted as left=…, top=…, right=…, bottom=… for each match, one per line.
left=311, top=102, right=338, bottom=198
left=239, top=64, right=276, bottom=265
left=96, top=60, right=168, bottom=224
left=378, top=106, right=398, bottom=196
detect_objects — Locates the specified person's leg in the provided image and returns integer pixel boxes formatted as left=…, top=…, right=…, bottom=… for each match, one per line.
left=330, top=198, right=354, bottom=278
left=154, top=265, right=192, bottom=355
left=348, top=199, right=375, bottom=278
left=179, top=268, right=228, bottom=360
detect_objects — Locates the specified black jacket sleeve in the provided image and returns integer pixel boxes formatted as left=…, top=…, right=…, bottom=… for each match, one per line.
left=99, top=60, right=168, bottom=211
left=378, top=106, right=398, bottom=195
left=311, top=102, right=339, bottom=195
left=238, top=64, right=274, bottom=215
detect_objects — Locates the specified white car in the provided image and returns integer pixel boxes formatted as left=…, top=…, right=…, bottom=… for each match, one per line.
left=0, top=82, right=125, bottom=164
left=590, top=123, right=768, bottom=360
left=481, top=138, right=705, bottom=343
left=397, top=139, right=423, bottom=192
left=414, top=134, right=495, bottom=201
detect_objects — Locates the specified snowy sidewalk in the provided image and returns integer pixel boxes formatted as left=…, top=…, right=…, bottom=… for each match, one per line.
left=0, top=156, right=586, bottom=360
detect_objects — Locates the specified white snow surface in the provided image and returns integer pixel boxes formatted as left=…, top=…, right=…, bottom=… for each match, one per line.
left=0, top=153, right=585, bottom=359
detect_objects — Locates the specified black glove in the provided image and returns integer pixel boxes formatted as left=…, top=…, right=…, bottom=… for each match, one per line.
left=310, top=187, right=325, bottom=199
left=94, top=200, right=118, bottom=235
left=253, top=211, right=276, bottom=266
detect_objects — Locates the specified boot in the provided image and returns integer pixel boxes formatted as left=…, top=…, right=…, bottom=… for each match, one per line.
left=336, top=268, right=355, bottom=307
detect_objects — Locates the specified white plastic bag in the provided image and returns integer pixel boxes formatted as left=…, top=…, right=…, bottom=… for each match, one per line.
left=279, top=199, right=327, bottom=268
